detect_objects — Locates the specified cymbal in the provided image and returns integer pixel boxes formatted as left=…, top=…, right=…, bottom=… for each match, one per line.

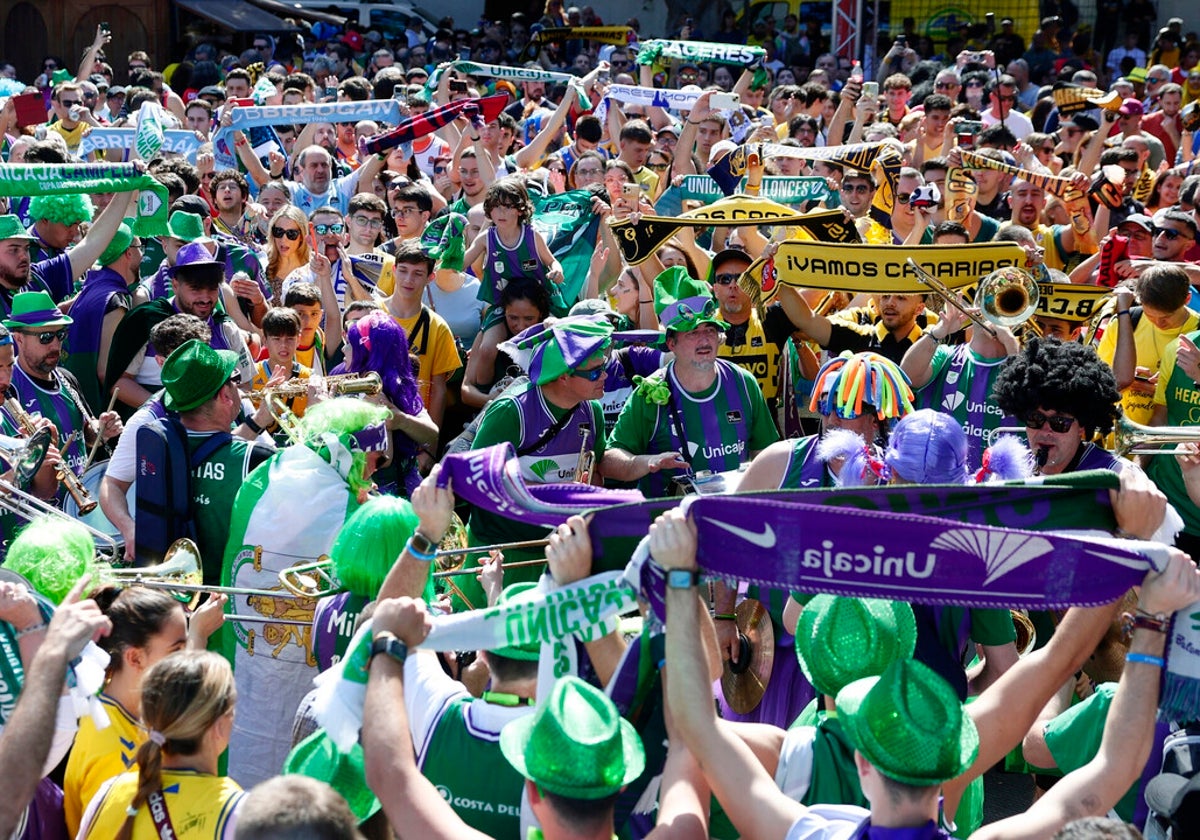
left=720, top=598, right=776, bottom=715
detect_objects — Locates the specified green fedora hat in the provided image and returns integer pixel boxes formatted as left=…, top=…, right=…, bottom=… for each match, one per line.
left=163, top=210, right=213, bottom=244
left=836, top=658, right=980, bottom=787
left=161, top=339, right=239, bottom=412
left=499, top=675, right=645, bottom=799
left=491, top=582, right=541, bottom=661
left=0, top=215, right=37, bottom=243
left=653, top=266, right=728, bottom=334
left=284, top=729, right=381, bottom=824
left=3, top=290, right=73, bottom=330
left=794, top=595, right=916, bottom=697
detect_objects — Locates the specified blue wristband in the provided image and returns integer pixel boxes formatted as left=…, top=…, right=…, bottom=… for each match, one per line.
left=405, top=537, right=437, bottom=563
left=1125, top=652, right=1165, bottom=668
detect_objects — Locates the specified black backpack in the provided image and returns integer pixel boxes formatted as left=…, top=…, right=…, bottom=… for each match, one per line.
left=134, top=415, right=230, bottom=566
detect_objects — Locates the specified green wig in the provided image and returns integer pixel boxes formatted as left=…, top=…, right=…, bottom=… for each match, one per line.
left=4, top=515, right=97, bottom=604
left=331, top=495, right=420, bottom=599
left=28, top=193, right=94, bottom=226
left=299, top=398, right=391, bottom=500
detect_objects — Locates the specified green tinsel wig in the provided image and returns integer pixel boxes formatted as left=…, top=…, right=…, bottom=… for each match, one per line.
left=331, top=495, right=422, bottom=600
left=4, top=515, right=97, bottom=604
left=28, top=193, right=94, bottom=226
left=299, top=398, right=391, bottom=501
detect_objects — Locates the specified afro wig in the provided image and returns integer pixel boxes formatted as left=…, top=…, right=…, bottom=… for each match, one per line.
left=992, top=337, right=1122, bottom=437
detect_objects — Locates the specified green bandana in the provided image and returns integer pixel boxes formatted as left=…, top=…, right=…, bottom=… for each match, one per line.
left=0, top=163, right=168, bottom=237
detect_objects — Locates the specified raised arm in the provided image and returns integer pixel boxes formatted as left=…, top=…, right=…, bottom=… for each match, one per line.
left=66, top=190, right=136, bottom=279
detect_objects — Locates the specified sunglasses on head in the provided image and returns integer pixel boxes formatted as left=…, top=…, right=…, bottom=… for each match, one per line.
left=313, top=223, right=345, bottom=235
left=272, top=226, right=301, bottom=240
left=1024, top=411, right=1075, bottom=432
left=22, top=328, right=68, bottom=345
left=677, top=298, right=720, bottom=320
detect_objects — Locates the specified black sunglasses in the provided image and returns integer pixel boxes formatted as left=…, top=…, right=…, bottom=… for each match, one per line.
left=271, top=226, right=302, bottom=240
left=713, top=272, right=742, bottom=286
left=22, top=328, right=68, bottom=345
left=1153, top=227, right=1192, bottom=240
left=1024, top=411, right=1075, bottom=432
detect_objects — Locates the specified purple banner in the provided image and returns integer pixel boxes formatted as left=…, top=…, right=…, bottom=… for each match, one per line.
left=439, top=444, right=645, bottom=527
left=683, top=496, right=1166, bottom=611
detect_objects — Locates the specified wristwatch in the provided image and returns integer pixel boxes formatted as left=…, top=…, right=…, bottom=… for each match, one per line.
left=369, top=632, right=408, bottom=665
left=666, top=568, right=701, bottom=589
left=410, top=531, right=438, bottom=556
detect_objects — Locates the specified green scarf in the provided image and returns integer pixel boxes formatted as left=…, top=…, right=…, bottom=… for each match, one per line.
left=0, top=163, right=168, bottom=237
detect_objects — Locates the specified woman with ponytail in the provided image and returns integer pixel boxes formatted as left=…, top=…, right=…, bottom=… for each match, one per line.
left=77, top=651, right=243, bottom=839
left=63, top=588, right=225, bottom=835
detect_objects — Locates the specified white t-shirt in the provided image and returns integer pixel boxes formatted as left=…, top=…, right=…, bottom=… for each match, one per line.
left=981, top=109, right=1034, bottom=141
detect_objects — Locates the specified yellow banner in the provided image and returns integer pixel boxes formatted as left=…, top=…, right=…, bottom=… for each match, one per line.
left=742, top=242, right=1027, bottom=303
left=1036, top=281, right=1112, bottom=322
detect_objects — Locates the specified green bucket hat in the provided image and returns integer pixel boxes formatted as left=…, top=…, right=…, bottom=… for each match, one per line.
left=794, top=595, right=916, bottom=697
left=492, top=582, right=541, bottom=661
left=499, top=675, right=645, bottom=799
left=0, top=215, right=36, bottom=243
left=3, top=290, right=73, bottom=330
left=98, top=220, right=134, bottom=268
left=284, top=730, right=381, bottom=823
left=161, top=339, right=239, bottom=412
left=653, top=266, right=727, bottom=334
left=164, top=210, right=213, bottom=244
left=836, top=659, right=980, bottom=787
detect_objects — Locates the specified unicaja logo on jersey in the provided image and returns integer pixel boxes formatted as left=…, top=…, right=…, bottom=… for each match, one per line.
left=703, top=440, right=744, bottom=460
left=942, top=392, right=965, bottom=411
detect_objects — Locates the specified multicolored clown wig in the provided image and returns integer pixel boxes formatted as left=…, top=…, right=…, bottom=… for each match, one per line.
left=810, top=351, right=914, bottom=422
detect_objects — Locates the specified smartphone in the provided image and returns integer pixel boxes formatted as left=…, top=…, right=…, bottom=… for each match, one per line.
left=861, top=81, right=879, bottom=99
left=710, top=92, right=740, bottom=110
left=895, top=35, right=907, bottom=47
left=100, top=21, right=110, bottom=32
left=621, top=182, right=641, bottom=198
left=324, top=84, right=337, bottom=101
left=449, top=79, right=468, bottom=93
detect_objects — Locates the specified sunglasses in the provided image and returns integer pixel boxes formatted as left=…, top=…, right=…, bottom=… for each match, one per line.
left=227, top=370, right=243, bottom=386
left=59, top=99, right=81, bottom=107
left=935, top=81, right=958, bottom=89
left=896, top=193, right=912, bottom=204
left=676, top=298, right=720, bottom=322
left=570, top=363, right=608, bottom=381
left=1153, top=227, right=1192, bottom=240
left=313, top=223, right=346, bottom=235
left=843, top=183, right=873, bottom=193
left=1024, top=411, right=1075, bottom=432
left=21, top=328, right=68, bottom=345
left=647, top=162, right=669, bottom=171
left=272, top=226, right=302, bottom=240
left=1148, top=76, right=1168, bottom=83
left=713, top=272, right=742, bottom=286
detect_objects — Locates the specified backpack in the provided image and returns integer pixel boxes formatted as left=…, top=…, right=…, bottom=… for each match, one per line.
left=134, top=415, right=231, bottom=565
left=1145, top=725, right=1200, bottom=839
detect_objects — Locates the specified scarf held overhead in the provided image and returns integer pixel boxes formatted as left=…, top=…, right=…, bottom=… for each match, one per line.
left=361, top=94, right=509, bottom=157
left=78, top=128, right=202, bottom=162
left=0, top=163, right=168, bottom=236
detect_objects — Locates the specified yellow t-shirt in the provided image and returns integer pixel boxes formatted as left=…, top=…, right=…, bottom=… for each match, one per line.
left=79, top=768, right=244, bottom=839
left=1097, top=308, right=1200, bottom=425
left=48, top=120, right=87, bottom=152
left=251, top=359, right=312, bottom=417
left=391, top=306, right=462, bottom=408
left=64, top=694, right=144, bottom=836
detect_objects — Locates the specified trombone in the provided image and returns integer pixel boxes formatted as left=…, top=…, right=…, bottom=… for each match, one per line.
left=1113, top=416, right=1200, bottom=456
left=907, top=261, right=1040, bottom=339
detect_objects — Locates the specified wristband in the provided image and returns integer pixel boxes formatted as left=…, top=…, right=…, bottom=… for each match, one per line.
left=14, top=622, right=46, bottom=639
left=1125, top=652, right=1165, bottom=668
left=1117, top=309, right=1131, bottom=317
left=244, top=415, right=267, bottom=435
left=712, top=613, right=737, bottom=621
left=639, top=299, right=653, bottom=304
left=405, top=536, right=437, bottom=562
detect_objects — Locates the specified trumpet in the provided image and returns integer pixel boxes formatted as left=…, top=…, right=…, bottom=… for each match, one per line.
left=1113, top=416, right=1200, bottom=457
left=248, top=372, right=383, bottom=405
left=908, top=261, right=1039, bottom=338
left=574, top=426, right=595, bottom=484
left=5, top=397, right=97, bottom=513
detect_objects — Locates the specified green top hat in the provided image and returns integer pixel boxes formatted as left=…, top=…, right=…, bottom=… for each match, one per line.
left=500, top=675, right=645, bottom=799
left=3, top=291, right=73, bottom=330
left=164, top=210, right=213, bottom=244
left=284, top=730, right=381, bottom=823
left=161, top=339, right=239, bottom=412
left=0, top=215, right=36, bottom=243
left=653, top=266, right=727, bottom=334
left=492, top=582, right=542, bottom=661
left=836, top=658, right=980, bottom=787
left=794, top=595, right=916, bottom=697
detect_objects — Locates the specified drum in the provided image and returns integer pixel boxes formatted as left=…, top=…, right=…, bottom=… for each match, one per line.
left=65, top=462, right=130, bottom=552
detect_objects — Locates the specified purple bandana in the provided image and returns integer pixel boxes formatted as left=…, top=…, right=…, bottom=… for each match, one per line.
left=350, top=422, right=388, bottom=453
left=438, top=444, right=644, bottom=527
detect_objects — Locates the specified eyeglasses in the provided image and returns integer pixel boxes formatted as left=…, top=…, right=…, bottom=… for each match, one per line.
left=1040, top=146, right=1056, bottom=154
left=676, top=298, right=720, bottom=322
left=1153, top=227, right=1192, bottom=240
left=1024, top=411, right=1076, bottom=432
left=128, top=63, right=147, bottom=71
left=21, top=328, right=68, bottom=345
left=713, top=272, right=742, bottom=286
left=569, top=362, right=608, bottom=381
left=350, top=215, right=384, bottom=230
left=392, top=207, right=423, bottom=218
left=227, top=371, right=243, bottom=387
left=1147, top=75, right=1168, bottom=83
left=272, top=226, right=302, bottom=240
left=313, top=223, right=345, bottom=235
left=575, top=166, right=604, bottom=176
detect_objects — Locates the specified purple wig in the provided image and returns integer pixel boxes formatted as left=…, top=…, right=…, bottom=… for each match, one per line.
left=346, top=310, right=423, bottom=416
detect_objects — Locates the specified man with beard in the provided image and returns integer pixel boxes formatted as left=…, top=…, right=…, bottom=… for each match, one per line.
left=1005, top=176, right=1094, bottom=272
left=6, top=290, right=123, bottom=490
left=105, top=243, right=255, bottom=413
left=783, top=290, right=933, bottom=367
left=0, top=193, right=134, bottom=316
left=1142, top=83, right=1184, bottom=165
left=603, top=272, right=778, bottom=498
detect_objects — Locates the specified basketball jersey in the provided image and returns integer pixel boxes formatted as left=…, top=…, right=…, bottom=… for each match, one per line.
left=12, top=366, right=88, bottom=477
left=915, top=344, right=1015, bottom=468
left=64, top=693, right=144, bottom=835
left=79, top=768, right=243, bottom=839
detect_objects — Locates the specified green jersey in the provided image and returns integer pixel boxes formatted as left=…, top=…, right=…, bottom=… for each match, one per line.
left=187, top=433, right=273, bottom=583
